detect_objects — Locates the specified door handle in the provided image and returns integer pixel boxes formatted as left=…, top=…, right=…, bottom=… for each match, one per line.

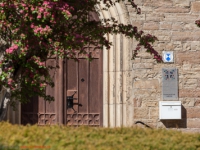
left=66, top=91, right=82, bottom=113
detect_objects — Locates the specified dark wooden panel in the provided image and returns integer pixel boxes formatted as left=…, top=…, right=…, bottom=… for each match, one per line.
left=21, top=96, right=38, bottom=125
left=89, top=59, right=99, bottom=113
left=78, top=59, right=88, bottom=113
left=99, top=50, right=103, bottom=126
left=66, top=59, right=78, bottom=114
left=45, top=59, right=56, bottom=114
left=67, top=59, right=77, bottom=90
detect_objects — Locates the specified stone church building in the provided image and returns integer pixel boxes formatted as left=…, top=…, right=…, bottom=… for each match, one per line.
left=2, top=0, right=200, bottom=131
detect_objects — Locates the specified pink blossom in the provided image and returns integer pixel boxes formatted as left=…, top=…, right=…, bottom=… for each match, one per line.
left=8, top=78, right=13, bottom=85
left=37, top=15, right=42, bottom=19
left=6, top=45, right=18, bottom=54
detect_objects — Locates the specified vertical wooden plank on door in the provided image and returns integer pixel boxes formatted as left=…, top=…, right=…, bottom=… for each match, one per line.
left=89, top=58, right=100, bottom=126
left=78, top=59, right=88, bottom=114
left=89, top=47, right=103, bottom=126
left=66, top=59, right=78, bottom=125
left=99, top=48, right=103, bottom=126
left=38, top=59, right=56, bottom=125
left=46, top=59, right=56, bottom=125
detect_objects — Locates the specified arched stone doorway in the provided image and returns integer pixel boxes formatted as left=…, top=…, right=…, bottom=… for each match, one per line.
left=6, top=2, right=133, bottom=127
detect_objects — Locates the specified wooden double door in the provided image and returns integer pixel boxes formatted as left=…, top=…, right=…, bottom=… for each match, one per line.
left=21, top=47, right=103, bottom=126
left=64, top=47, right=103, bottom=126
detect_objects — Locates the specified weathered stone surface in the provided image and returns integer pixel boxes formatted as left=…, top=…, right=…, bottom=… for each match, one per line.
left=146, top=14, right=165, bottom=21
left=155, top=7, right=189, bottom=13
left=195, top=100, right=200, bottom=106
left=134, top=108, right=149, bottom=119
left=143, top=0, right=173, bottom=7
left=130, top=0, right=200, bottom=131
left=181, top=98, right=195, bottom=107
left=173, top=41, right=182, bottom=51
left=183, top=79, right=198, bottom=89
left=173, top=0, right=192, bottom=7
left=143, top=22, right=159, bottom=30
left=149, top=108, right=159, bottom=119
left=182, top=63, right=192, bottom=71
left=182, top=42, right=191, bottom=51
left=187, top=119, right=200, bottom=128
left=172, top=31, right=200, bottom=41
left=179, top=89, right=200, bottom=98
left=184, top=23, right=199, bottom=30
left=191, top=2, right=200, bottom=12
left=164, top=14, right=199, bottom=23
left=132, top=21, right=142, bottom=29
left=142, top=101, right=158, bottom=107
left=176, top=52, right=200, bottom=64
left=172, top=22, right=184, bottom=30
left=133, top=79, right=159, bottom=89
left=187, top=107, right=200, bottom=118
left=160, top=22, right=172, bottom=30
left=191, top=41, right=200, bottom=50
left=133, top=98, right=142, bottom=107
left=132, top=63, right=154, bottom=69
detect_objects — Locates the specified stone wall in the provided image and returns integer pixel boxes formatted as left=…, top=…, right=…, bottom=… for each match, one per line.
left=127, top=0, right=200, bottom=130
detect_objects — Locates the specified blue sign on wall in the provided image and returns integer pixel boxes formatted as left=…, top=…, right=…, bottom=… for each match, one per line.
left=162, top=51, right=174, bottom=63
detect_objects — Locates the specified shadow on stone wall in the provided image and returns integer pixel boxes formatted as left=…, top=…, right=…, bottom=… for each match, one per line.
left=161, top=105, right=187, bottom=128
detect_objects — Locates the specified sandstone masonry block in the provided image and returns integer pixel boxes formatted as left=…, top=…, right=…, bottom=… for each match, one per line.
left=173, top=0, right=191, bottom=7
left=133, top=63, right=154, bottom=69
left=187, top=119, right=200, bottom=128
left=143, top=22, right=159, bottom=30
left=195, top=99, right=200, bottom=106
left=133, top=79, right=159, bottom=89
left=179, top=89, right=200, bottom=98
left=182, top=42, right=191, bottom=51
left=146, top=14, right=165, bottom=21
left=181, top=98, right=195, bottom=107
left=191, top=41, right=200, bottom=50
left=133, top=98, right=142, bottom=107
left=134, top=108, right=149, bottom=119
left=165, top=14, right=199, bottom=23
left=176, top=52, right=200, bottom=64
left=143, top=0, right=173, bottom=7
left=183, top=79, right=198, bottom=89
left=184, top=23, right=199, bottom=30
left=172, top=31, right=200, bottom=41
left=191, top=2, right=200, bottom=12
left=187, top=107, right=200, bottom=118
left=149, top=108, right=159, bottom=119
left=142, top=101, right=158, bottom=107
left=155, top=7, right=189, bottom=13
left=172, top=22, right=184, bottom=31
left=160, top=22, right=172, bottom=30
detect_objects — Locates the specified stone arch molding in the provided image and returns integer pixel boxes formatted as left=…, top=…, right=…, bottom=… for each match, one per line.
left=97, top=2, right=133, bottom=127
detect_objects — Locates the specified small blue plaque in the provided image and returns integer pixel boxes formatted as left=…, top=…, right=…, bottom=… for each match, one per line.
left=162, top=51, right=174, bottom=63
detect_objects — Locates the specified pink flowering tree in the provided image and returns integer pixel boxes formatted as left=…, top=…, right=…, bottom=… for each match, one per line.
left=0, top=0, right=161, bottom=120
